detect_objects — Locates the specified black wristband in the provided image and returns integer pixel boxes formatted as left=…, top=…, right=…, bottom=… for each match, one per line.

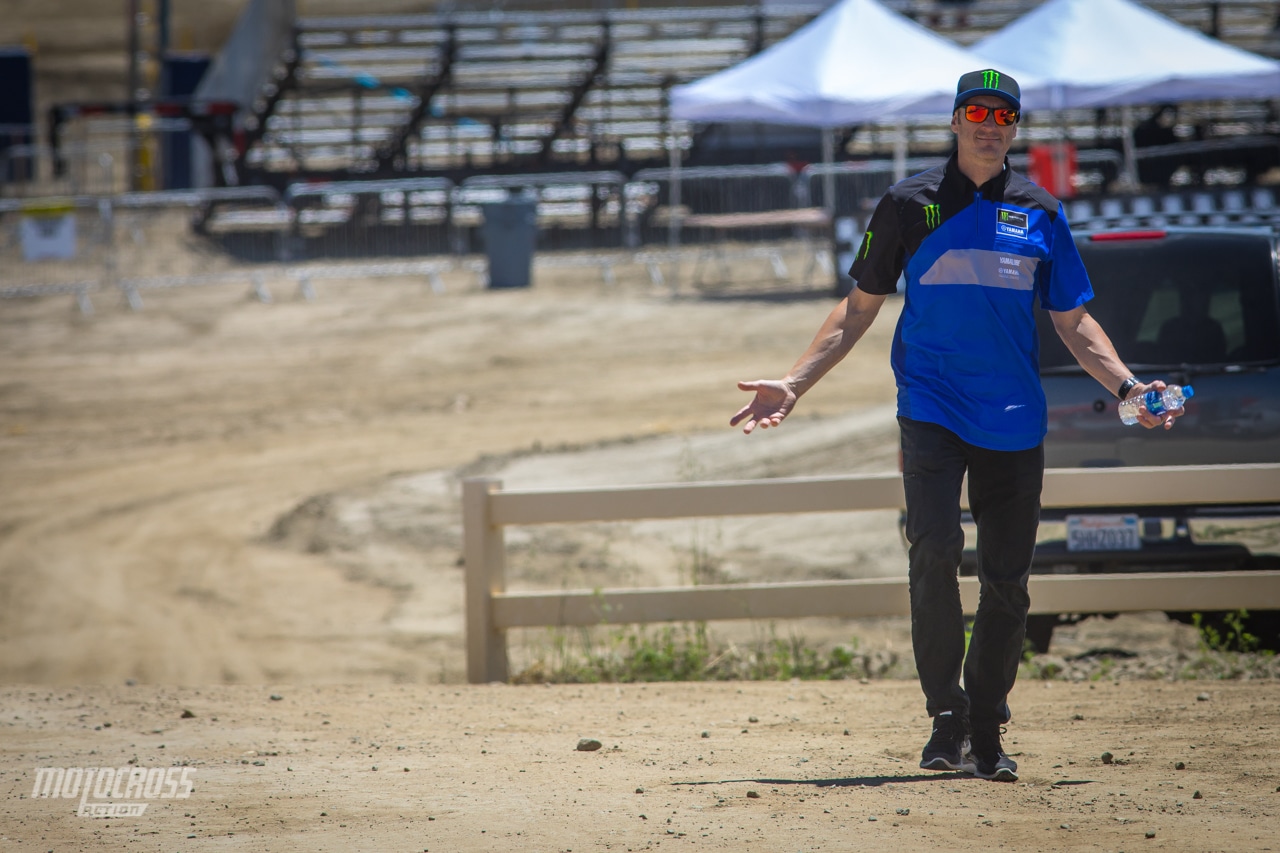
left=1116, top=376, right=1139, bottom=400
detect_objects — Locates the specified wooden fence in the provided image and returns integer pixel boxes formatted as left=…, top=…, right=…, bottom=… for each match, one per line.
left=462, top=464, right=1280, bottom=683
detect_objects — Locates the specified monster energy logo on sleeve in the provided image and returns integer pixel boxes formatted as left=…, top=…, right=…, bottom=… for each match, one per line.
left=859, top=230, right=873, bottom=259
left=983, top=70, right=1000, bottom=89
left=923, top=204, right=940, bottom=229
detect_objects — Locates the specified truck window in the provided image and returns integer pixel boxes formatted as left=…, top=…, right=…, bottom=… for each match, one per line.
left=1038, top=232, right=1280, bottom=371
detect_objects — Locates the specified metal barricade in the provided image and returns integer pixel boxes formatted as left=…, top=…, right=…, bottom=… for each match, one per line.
left=800, top=157, right=948, bottom=219
left=630, top=163, right=800, bottom=247
left=802, top=148, right=1127, bottom=217
left=0, top=196, right=112, bottom=312
left=1131, top=136, right=1280, bottom=188
left=112, top=186, right=289, bottom=307
left=0, top=187, right=289, bottom=312
left=0, top=144, right=120, bottom=198
left=457, top=171, right=629, bottom=253
left=284, top=177, right=456, bottom=261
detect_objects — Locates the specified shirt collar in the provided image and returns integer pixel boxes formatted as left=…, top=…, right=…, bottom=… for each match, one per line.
left=944, top=152, right=1010, bottom=200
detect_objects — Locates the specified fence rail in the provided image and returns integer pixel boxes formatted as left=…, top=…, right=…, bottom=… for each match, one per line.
left=462, top=463, right=1280, bottom=683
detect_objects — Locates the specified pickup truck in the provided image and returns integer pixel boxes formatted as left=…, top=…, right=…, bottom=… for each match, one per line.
left=964, top=225, right=1280, bottom=652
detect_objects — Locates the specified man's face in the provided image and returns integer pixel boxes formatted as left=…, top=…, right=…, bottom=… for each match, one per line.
left=951, top=95, right=1018, bottom=162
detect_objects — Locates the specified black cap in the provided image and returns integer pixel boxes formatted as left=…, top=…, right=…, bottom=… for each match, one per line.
left=954, top=69, right=1021, bottom=113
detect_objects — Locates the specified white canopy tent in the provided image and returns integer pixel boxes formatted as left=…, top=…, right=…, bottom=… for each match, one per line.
left=669, top=0, right=998, bottom=128
left=961, top=0, right=1280, bottom=187
left=970, top=0, right=1280, bottom=109
left=667, top=0, right=1028, bottom=206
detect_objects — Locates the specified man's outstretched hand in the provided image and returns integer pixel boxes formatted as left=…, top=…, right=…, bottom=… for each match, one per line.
left=730, top=379, right=798, bottom=434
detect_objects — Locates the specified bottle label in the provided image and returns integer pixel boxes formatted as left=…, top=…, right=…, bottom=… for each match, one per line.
left=1147, top=397, right=1167, bottom=416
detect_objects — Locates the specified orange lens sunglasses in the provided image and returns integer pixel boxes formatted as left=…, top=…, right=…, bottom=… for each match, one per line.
left=962, top=104, right=1020, bottom=126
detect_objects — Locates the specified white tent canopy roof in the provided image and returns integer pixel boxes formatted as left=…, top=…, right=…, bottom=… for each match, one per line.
left=668, top=0, right=1019, bottom=127
left=969, top=0, right=1280, bottom=109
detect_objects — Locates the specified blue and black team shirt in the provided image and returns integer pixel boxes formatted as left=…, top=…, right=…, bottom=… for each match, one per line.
left=848, top=153, right=1094, bottom=451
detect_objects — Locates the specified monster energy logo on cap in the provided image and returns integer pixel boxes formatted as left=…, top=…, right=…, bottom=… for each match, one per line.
left=954, top=68, right=1021, bottom=112
left=923, top=204, right=940, bottom=230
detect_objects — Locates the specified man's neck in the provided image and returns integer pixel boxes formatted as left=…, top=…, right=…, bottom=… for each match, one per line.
left=956, top=152, right=1005, bottom=188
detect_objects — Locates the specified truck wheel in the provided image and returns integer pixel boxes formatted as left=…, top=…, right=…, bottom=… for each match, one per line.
left=1024, top=615, right=1057, bottom=654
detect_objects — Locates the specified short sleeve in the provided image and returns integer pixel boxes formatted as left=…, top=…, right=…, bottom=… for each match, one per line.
left=1040, top=204, right=1094, bottom=312
left=848, top=193, right=905, bottom=296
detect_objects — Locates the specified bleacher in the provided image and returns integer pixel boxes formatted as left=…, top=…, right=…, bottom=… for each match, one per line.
left=1067, top=184, right=1280, bottom=230
left=232, top=0, right=1279, bottom=188
left=243, top=5, right=825, bottom=178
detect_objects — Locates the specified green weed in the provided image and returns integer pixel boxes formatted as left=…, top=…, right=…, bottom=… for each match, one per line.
left=512, top=622, right=889, bottom=684
left=1193, top=609, right=1260, bottom=654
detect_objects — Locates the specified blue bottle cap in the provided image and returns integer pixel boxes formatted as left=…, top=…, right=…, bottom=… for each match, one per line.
left=1182, top=385, right=1194, bottom=398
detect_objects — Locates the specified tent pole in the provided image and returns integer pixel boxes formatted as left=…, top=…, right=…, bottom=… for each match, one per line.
left=1052, top=85, right=1070, bottom=199
left=1120, top=105, right=1139, bottom=190
left=1054, top=124, right=1070, bottom=199
left=893, top=121, right=907, bottom=183
left=668, top=126, right=682, bottom=295
left=822, top=129, right=835, bottom=216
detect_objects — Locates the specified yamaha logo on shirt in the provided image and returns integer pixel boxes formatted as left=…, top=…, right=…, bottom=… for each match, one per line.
left=996, top=207, right=1029, bottom=240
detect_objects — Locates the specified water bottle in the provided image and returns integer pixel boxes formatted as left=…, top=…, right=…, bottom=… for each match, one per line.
left=1118, top=384, right=1194, bottom=425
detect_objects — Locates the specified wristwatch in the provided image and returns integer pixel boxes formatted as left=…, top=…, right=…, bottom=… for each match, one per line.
left=1116, top=376, right=1140, bottom=400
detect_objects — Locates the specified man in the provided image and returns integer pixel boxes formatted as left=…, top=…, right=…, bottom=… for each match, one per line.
left=730, top=69, right=1183, bottom=782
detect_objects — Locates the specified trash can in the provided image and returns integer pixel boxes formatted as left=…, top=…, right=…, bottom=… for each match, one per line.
left=480, top=198, right=538, bottom=289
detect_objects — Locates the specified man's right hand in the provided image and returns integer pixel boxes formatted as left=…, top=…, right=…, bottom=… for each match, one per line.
left=730, top=380, right=798, bottom=434
left=1129, top=379, right=1184, bottom=431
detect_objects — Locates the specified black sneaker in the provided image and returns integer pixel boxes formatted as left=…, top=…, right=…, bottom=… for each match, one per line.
left=971, top=724, right=1018, bottom=782
left=920, top=714, right=974, bottom=772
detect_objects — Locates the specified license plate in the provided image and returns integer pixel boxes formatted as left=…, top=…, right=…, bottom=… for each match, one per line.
left=1066, top=514, right=1140, bottom=552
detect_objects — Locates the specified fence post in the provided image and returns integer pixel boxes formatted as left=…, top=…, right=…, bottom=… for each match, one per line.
left=463, top=477, right=508, bottom=683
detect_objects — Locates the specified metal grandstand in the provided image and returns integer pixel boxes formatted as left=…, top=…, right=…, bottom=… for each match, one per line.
left=238, top=4, right=826, bottom=180
left=222, top=0, right=1280, bottom=185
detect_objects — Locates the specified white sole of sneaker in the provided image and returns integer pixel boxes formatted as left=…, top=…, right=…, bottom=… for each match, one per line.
left=920, top=756, right=976, bottom=773
left=974, top=766, right=1018, bottom=782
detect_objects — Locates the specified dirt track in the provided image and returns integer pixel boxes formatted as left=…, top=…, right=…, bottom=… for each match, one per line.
left=5, top=680, right=1280, bottom=852
left=2, top=257, right=1279, bottom=850
left=0, top=258, right=901, bottom=685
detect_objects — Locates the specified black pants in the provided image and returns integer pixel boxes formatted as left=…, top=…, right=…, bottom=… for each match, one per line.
left=899, top=416, right=1043, bottom=727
